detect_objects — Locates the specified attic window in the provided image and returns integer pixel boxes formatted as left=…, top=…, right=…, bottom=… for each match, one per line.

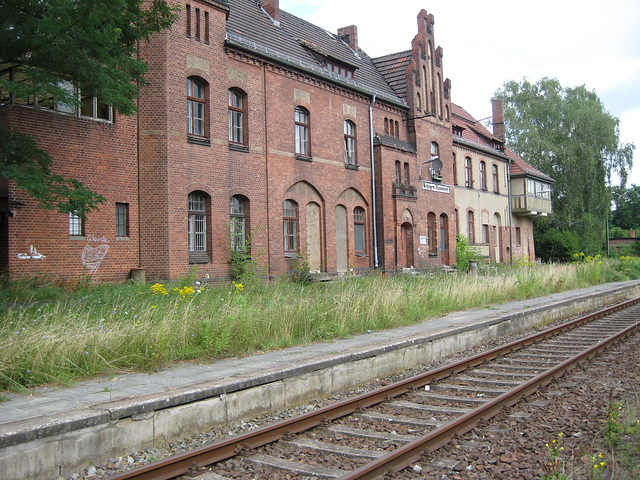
left=453, top=126, right=464, bottom=137
left=326, top=60, right=354, bottom=79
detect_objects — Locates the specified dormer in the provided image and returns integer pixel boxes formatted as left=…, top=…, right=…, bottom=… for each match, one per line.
left=296, top=38, right=358, bottom=80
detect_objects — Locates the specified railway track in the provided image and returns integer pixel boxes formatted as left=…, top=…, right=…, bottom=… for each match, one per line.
left=108, top=298, right=640, bottom=480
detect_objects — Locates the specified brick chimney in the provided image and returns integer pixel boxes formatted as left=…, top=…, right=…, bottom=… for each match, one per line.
left=262, top=0, right=279, bottom=22
left=338, top=25, right=358, bottom=50
left=492, top=98, right=505, bottom=142
left=631, top=230, right=636, bottom=238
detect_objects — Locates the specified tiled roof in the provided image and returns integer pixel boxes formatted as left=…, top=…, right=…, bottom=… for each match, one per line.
left=504, top=148, right=554, bottom=182
left=451, top=104, right=553, bottom=182
left=373, top=134, right=417, bottom=154
left=371, top=51, right=412, bottom=99
left=225, top=0, right=404, bottom=105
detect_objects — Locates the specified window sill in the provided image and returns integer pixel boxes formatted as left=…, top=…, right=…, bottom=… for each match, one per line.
left=69, top=235, right=85, bottom=240
left=355, top=252, right=368, bottom=257
left=296, top=155, right=312, bottom=162
left=187, top=136, right=211, bottom=146
left=229, top=143, right=249, bottom=153
left=345, top=164, right=359, bottom=170
left=116, top=236, right=130, bottom=241
left=284, top=252, right=298, bottom=258
left=189, top=252, right=211, bottom=264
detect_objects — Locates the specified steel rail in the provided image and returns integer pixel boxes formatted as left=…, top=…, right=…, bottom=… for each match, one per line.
left=339, top=310, right=640, bottom=479
left=108, top=297, right=640, bottom=480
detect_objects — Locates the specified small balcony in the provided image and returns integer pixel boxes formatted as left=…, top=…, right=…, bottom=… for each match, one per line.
left=512, top=194, right=553, bottom=216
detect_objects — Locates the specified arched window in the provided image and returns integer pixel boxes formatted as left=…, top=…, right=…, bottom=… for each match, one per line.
left=228, top=89, right=247, bottom=145
left=187, top=78, right=206, bottom=137
left=395, top=161, right=401, bottom=185
left=384, top=118, right=389, bottom=135
left=188, top=191, right=210, bottom=263
left=467, top=210, right=475, bottom=243
left=344, top=120, right=356, bottom=165
left=395, top=121, right=399, bottom=138
left=354, top=207, right=366, bottom=254
left=465, top=156, right=473, bottom=188
left=230, top=195, right=248, bottom=252
left=294, top=107, right=310, bottom=156
left=492, top=164, right=499, bottom=193
left=480, top=161, right=487, bottom=190
left=283, top=200, right=299, bottom=254
left=416, top=92, right=421, bottom=111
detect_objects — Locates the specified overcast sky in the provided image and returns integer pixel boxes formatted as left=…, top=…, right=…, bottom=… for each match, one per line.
left=280, top=0, right=640, bottom=185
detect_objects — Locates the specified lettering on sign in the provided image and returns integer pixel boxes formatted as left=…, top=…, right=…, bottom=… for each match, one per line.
left=421, top=181, right=450, bottom=194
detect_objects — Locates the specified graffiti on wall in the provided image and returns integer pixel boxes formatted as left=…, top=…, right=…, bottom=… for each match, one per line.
left=17, top=245, right=47, bottom=260
left=81, top=244, right=109, bottom=274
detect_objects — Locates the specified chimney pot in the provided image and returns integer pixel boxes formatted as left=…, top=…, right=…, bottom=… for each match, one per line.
left=262, top=0, right=279, bottom=22
left=338, top=25, right=358, bottom=50
left=492, top=98, right=505, bottom=142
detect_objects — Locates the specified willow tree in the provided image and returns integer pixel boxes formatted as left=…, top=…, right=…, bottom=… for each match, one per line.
left=0, top=0, right=178, bottom=216
left=495, top=77, right=635, bottom=254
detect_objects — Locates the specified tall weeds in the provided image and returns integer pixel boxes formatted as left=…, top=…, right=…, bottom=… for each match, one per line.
left=1, top=258, right=638, bottom=391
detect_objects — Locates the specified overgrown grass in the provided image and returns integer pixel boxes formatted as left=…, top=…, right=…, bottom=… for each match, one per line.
left=1, top=257, right=639, bottom=392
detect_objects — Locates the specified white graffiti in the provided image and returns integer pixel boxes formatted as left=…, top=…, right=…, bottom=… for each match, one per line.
left=86, top=234, right=109, bottom=243
left=17, top=245, right=46, bottom=260
left=81, top=244, right=109, bottom=274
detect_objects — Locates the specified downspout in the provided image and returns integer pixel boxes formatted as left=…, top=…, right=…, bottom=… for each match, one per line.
left=263, top=65, right=272, bottom=279
left=136, top=39, right=143, bottom=270
left=369, top=95, right=379, bottom=269
left=508, top=158, right=513, bottom=264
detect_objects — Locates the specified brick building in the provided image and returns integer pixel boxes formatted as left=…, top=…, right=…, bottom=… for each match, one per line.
left=0, top=0, right=552, bottom=282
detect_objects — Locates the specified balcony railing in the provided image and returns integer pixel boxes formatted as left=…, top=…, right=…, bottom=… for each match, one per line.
left=512, top=194, right=553, bottom=216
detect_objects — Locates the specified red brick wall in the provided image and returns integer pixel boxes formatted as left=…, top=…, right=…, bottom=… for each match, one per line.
left=1, top=105, right=139, bottom=282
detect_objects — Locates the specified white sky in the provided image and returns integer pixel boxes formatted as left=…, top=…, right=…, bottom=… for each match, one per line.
left=280, top=0, right=640, bottom=185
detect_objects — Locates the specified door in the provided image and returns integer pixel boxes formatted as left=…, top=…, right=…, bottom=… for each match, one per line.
left=401, top=222, right=414, bottom=268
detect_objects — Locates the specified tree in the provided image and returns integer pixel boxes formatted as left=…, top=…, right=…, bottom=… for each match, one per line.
left=0, top=0, right=178, bottom=216
left=611, top=185, right=640, bottom=232
left=495, top=77, right=635, bottom=255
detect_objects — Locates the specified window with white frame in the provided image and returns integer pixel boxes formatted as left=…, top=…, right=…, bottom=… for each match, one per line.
left=480, top=161, right=487, bottom=190
left=294, top=107, right=310, bottom=156
left=228, top=89, right=246, bottom=145
left=188, top=192, right=209, bottom=262
left=344, top=120, right=356, bottom=165
left=69, top=212, right=84, bottom=236
left=283, top=200, right=299, bottom=254
left=187, top=78, right=206, bottom=137
left=230, top=195, right=247, bottom=252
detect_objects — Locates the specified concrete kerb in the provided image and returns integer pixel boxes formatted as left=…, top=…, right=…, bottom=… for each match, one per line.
left=2, top=281, right=640, bottom=480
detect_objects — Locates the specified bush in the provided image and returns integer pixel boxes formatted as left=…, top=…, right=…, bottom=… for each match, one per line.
left=455, top=234, right=483, bottom=273
left=535, top=228, right=581, bottom=262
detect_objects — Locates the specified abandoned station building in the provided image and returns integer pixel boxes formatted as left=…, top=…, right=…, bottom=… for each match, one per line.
left=0, top=0, right=553, bottom=282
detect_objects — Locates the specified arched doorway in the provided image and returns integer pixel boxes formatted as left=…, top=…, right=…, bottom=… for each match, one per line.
left=400, top=222, right=414, bottom=268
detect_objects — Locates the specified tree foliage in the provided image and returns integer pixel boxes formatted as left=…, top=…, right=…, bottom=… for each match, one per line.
left=0, top=0, right=178, bottom=215
left=611, top=184, right=640, bottom=232
left=495, top=77, right=635, bottom=255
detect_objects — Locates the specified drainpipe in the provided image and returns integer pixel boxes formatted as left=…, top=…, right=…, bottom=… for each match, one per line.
left=508, top=158, right=513, bottom=264
left=369, top=95, right=379, bottom=269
